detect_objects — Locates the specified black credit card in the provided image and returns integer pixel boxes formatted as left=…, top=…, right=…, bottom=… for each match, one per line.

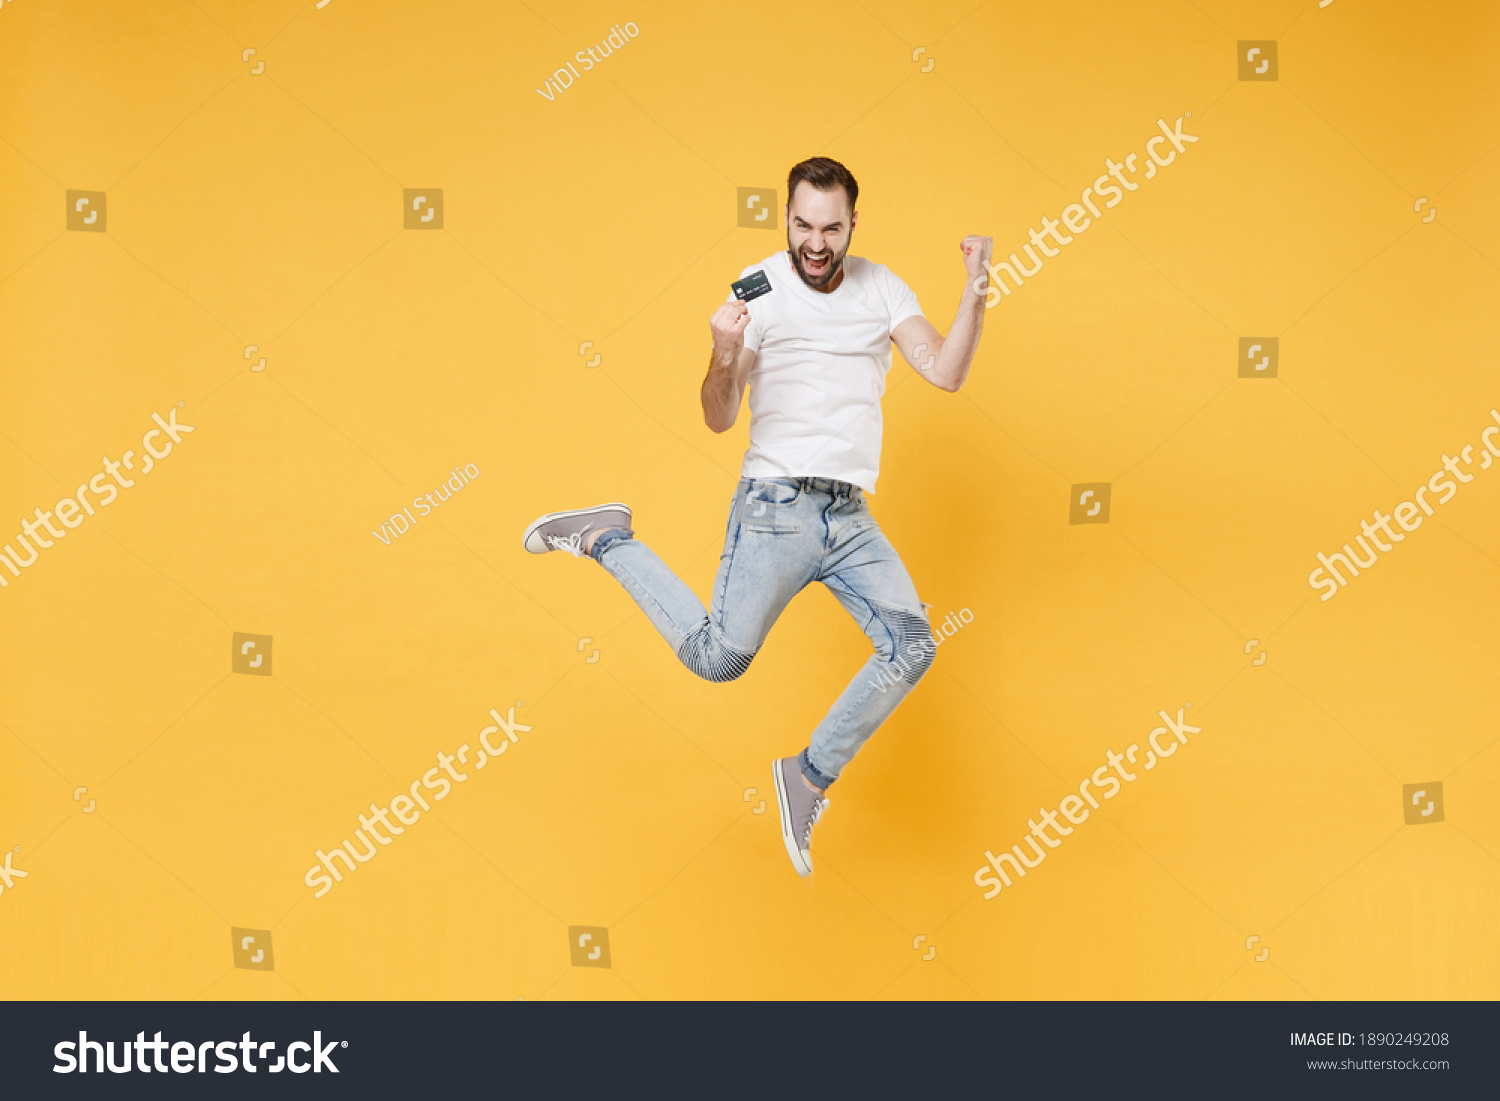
left=731, top=270, right=772, bottom=303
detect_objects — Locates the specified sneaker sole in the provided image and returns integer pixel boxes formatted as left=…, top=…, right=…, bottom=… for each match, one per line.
left=771, top=759, right=813, bottom=877
left=521, top=503, right=632, bottom=554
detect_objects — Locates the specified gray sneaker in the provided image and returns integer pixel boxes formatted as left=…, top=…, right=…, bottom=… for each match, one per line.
left=772, top=756, right=829, bottom=877
left=522, top=503, right=632, bottom=556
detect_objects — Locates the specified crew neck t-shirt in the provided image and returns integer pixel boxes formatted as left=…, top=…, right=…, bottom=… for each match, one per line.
left=727, top=249, right=923, bottom=494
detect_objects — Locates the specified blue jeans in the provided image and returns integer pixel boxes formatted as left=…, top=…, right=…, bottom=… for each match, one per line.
left=589, top=476, right=935, bottom=788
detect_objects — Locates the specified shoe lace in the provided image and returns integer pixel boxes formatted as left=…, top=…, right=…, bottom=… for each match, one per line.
left=546, top=524, right=594, bottom=557
left=802, top=797, right=829, bottom=846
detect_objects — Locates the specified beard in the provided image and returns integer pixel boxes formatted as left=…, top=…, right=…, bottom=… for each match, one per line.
left=787, top=237, right=849, bottom=289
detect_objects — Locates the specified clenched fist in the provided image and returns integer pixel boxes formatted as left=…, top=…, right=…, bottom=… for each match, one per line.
left=960, top=235, right=994, bottom=278
left=710, top=300, right=752, bottom=358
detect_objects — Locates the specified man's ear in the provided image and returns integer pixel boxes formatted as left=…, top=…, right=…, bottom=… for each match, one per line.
left=850, top=211, right=859, bottom=232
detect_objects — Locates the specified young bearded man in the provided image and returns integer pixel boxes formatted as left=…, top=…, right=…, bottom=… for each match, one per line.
left=522, top=157, right=993, bottom=876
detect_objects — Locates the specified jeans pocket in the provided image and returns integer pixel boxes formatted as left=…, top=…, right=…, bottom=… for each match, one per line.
left=742, top=479, right=800, bottom=533
left=744, top=511, right=800, bottom=535
left=747, top=478, right=801, bottom=506
left=744, top=480, right=804, bottom=537
left=842, top=496, right=876, bottom=534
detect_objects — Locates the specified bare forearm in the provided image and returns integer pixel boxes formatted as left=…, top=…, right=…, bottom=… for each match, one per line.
left=931, top=277, right=987, bottom=391
left=700, top=348, right=741, bottom=432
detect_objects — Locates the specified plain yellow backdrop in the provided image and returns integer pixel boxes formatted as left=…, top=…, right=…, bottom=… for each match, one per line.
left=1, top=0, right=1497, bottom=1000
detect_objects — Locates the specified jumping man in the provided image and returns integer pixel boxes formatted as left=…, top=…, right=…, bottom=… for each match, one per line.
left=522, top=157, right=993, bottom=876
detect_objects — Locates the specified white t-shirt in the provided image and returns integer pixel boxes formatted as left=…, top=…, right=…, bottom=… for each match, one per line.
left=728, top=249, right=923, bottom=493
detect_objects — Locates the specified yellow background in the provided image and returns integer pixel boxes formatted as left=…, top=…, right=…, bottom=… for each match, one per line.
left=2, top=0, right=1497, bottom=1001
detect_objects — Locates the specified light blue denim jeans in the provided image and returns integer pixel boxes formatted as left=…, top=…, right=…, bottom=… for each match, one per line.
left=589, top=476, right=936, bottom=788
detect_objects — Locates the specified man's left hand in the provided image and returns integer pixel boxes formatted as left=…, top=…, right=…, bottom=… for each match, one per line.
left=960, top=235, right=993, bottom=278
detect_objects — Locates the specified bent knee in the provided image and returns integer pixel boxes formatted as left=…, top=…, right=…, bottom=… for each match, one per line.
left=906, top=638, right=937, bottom=681
left=880, top=607, right=937, bottom=685
left=896, top=639, right=936, bottom=684
left=678, top=636, right=756, bottom=683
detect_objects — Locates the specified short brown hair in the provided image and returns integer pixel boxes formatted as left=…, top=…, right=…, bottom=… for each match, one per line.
left=786, top=157, right=859, bottom=213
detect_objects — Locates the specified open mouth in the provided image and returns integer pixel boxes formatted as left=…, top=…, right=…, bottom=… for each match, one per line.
left=801, top=250, right=831, bottom=276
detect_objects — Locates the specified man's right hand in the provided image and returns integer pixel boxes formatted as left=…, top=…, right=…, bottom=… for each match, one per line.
left=710, top=300, right=751, bottom=360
